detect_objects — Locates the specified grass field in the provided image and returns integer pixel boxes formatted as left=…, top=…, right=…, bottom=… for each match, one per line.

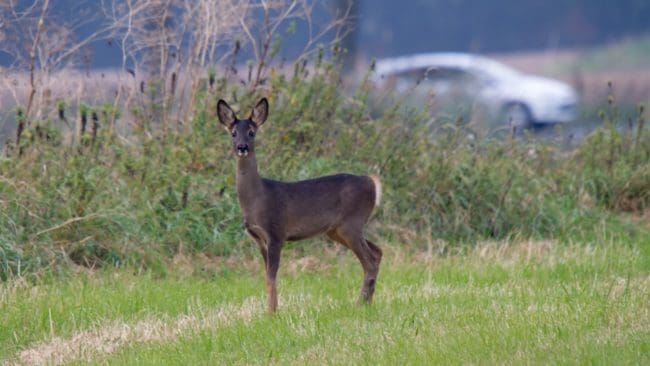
left=2, top=239, right=648, bottom=365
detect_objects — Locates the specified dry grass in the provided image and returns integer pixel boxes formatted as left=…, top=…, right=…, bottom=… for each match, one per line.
left=13, top=297, right=262, bottom=366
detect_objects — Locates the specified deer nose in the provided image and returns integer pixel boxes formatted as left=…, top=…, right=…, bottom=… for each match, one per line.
left=236, top=144, right=249, bottom=156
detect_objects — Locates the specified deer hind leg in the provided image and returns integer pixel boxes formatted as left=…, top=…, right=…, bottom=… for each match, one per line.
left=358, top=237, right=381, bottom=304
left=366, top=239, right=383, bottom=270
left=328, top=227, right=381, bottom=304
left=364, top=239, right=382, bottom=302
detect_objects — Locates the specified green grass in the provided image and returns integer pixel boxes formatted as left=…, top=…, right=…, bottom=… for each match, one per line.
left=2, top=240, right=648, bottom=365
left=0, top=266, right=259, bottom=358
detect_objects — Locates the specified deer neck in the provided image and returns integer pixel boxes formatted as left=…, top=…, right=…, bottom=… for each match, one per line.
left=235, top=153, right=263, bottom=212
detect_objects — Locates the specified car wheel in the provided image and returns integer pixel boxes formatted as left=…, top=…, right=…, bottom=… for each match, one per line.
left=502, top=103, right=532, bottom=131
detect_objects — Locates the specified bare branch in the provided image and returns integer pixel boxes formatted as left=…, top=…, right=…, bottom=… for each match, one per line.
left=24, top=0, right=49, bottom=120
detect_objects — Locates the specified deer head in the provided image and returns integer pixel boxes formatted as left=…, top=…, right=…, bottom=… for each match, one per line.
left=217, top=98, right=268, bottom=158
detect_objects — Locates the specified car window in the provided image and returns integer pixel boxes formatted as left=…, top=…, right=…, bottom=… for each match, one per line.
left=387, top=68, right=429, bottom=84
left=389, top=67, right=473, bottom=83
left=426, top=67, right=471, bottom=82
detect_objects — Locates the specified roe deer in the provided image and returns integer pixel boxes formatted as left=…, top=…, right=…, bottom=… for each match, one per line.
left=217, top=98, right=382, bottom=313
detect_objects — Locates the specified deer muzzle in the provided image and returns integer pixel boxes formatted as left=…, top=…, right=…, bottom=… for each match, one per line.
left=236, top=144, right=249, bottom=157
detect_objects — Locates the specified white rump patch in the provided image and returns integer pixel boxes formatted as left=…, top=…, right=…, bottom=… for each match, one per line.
left=369, top=175, right=382, bottom=206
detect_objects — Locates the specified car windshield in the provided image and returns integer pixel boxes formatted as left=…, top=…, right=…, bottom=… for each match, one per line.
left=468, top=58, right=520, bottom=82
left=375, top=53, right=521, bottom=84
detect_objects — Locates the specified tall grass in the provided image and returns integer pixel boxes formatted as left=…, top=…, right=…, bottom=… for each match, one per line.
left=0, top=52, right=648, bottom=279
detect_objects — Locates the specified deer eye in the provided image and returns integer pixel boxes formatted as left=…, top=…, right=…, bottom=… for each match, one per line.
left=248, top=130, right=255, bottom=137
left=231, top=130, right=237, bottom=137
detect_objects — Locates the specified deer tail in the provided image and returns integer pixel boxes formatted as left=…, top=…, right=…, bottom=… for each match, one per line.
left=369, top=175, right=382, bottom=207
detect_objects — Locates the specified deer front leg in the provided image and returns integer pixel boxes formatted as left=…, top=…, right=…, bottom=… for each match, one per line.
left=245, top=223, right=269, bottom=269
left=265, top=240, right=282, bottom=313
left=248, top=233, right=267, bottom=268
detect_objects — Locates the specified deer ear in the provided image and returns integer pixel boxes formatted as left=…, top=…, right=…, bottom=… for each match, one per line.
left=250, top=98, right=268, bottom=126
left=217, top=99, right=236, bottom=128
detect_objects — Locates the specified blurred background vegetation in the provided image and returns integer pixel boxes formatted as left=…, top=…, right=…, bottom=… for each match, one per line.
left=3, top=0, right=650, bottom=66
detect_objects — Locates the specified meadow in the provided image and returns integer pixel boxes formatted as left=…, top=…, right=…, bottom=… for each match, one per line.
left=1, top=239, right=648, bottom=365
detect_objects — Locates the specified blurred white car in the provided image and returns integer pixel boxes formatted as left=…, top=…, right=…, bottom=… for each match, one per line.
left=372, top=53, right=578, bottom=128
